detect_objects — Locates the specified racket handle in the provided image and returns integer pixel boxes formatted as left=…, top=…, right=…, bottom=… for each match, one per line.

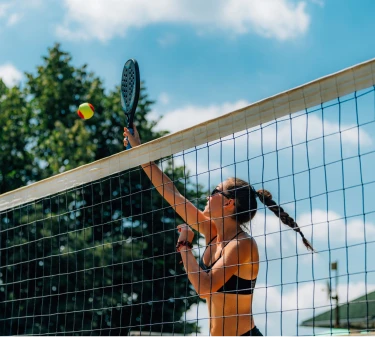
left=126, top=127, right=134, bottom=150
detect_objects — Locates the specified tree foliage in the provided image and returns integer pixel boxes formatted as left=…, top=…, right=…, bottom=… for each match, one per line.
left=0, top=44, right=205, bottom=335
left=0, top=80, right=33, bottom=192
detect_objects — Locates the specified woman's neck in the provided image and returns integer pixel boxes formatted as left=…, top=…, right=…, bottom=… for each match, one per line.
left=214, top=218, right=242, bottom=243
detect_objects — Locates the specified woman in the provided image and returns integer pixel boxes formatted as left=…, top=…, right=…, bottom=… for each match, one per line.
left=123, top=126, right=314, bottom=336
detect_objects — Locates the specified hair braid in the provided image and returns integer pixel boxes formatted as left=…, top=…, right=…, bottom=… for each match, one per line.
left=256, top=189, right=315, bottom=252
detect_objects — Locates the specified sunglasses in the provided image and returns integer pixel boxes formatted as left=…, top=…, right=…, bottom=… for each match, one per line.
left=211, top=188, right=233, bottom=199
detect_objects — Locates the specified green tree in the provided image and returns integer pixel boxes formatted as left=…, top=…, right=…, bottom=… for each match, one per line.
left=0, top=80, right=34, bottom=193
left=0, top=44, right=205, bottom=335
left=24, top=44, right=168, bottom=178
left=25, top=44, right=100, bottom=179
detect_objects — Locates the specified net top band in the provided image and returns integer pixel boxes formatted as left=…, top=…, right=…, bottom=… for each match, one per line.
left=1, top=57, right=375, bottom=212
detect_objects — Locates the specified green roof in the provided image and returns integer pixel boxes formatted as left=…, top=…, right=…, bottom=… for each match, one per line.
left=301, top=291, right=375, bottom=329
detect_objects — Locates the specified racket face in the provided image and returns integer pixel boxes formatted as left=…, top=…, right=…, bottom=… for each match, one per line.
left=120, top=59, right=140, bottom=127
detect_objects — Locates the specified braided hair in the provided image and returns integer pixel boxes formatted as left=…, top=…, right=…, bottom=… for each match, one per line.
left=225, top=177, right=315, bottom=252
left=256, top=189, right=315, bottom=252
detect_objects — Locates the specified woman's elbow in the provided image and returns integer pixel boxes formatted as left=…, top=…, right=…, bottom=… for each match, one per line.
left=196, top=285, right=216, bottom=298
left=199, top=292, right=210, bottom=299
left=197, top=287, right=212, bottom=298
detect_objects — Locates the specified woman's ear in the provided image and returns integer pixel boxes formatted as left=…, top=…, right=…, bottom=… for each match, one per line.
left=224, top=198, right=236, bottom=208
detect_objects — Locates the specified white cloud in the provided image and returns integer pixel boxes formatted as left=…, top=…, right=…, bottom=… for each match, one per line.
left=153, top=100, right=372, bottom=152
left=0, top=3, right=11, bottom=17
left=298, top=209, right=375, bottom=248
left=310, top=0, right=325, bottom=7
left=254, top=280, right=375, bottom=335
left=252, top=207, right=375, bottom=252
left=250, top=113, right=372, bottom=150
left=7, top=13, right=22, bottom=26
left=222, top=0, right=310, bottom=40
left=157, top=33, right=178, bottom=47
left=185, top=302, right=210, bottom=335
left=152, top=99, right=249, bottom=133
left=0, top=63, right=23, bottom=87
left=247, top=211, right=287, bottom=247
left=28, top=0, right=43, bottom=7
left=158, top=92, right=170, bottom=105
left=57, top=0, right=310, bottom=42
left=0, top=0, right=41, bottom=26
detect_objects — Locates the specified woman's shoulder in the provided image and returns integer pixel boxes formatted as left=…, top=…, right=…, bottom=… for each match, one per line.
left=224, top=232, right=258, bottom=258
left=239, top=232, right=259, bottom=262
left=241, top=232, right=258, bottom=250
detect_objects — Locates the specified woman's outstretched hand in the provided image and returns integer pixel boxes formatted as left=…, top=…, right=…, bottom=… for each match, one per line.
left=123, top=124, right=141, bottom=148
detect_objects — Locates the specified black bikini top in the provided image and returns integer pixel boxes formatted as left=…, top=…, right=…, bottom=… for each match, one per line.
left=199, top=232, right=257, bottom=295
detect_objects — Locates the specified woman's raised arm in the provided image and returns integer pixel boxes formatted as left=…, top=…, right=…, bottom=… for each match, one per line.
left=123, top=126, right=216, bottom=239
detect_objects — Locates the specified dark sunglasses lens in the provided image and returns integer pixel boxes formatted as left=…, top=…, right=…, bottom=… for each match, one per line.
left=211, top=188, right=219, bottom=196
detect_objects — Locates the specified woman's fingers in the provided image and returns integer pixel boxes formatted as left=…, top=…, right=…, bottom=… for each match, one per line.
left=123, top=132, right=129, bottom=146
left=123, top=127, right=135, bottom=141
left=123, top=126, right=141, bottom=147
left=123, top=127, right=134, bottom=147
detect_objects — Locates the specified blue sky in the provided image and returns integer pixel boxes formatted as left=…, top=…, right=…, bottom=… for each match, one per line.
left=1, top=0, right=375, bottom=124
left=1, top=0, right=375, bottom=335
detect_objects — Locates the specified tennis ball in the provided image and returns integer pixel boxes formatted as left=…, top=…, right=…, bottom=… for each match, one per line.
left=77, top=103, right=94, bottom=119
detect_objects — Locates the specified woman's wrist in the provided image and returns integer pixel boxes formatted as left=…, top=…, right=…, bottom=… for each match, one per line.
left=176, top=240, right=193, bottom=252
left=141, top=161, right=151, bottom=169
left=141, top=161, right=155, bottom=169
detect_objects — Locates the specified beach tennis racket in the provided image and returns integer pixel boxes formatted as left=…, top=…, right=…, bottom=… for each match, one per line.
left=121, top=59, right=140, bottom=150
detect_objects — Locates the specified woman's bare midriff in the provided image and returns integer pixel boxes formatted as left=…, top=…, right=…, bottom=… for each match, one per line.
left=206, top=292, right=254, bottom=336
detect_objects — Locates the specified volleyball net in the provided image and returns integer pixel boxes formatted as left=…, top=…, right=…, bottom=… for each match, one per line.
left=1, top=59, right=375, bottom=336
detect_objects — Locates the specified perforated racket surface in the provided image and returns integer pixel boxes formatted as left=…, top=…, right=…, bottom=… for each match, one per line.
left=121, top=59, right=140, bottom=149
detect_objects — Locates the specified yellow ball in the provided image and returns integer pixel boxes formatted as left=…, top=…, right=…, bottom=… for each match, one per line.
left=77, top=103, right=94, bottom=119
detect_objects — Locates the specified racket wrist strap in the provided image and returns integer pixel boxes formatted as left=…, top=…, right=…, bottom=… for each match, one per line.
left=176, top=240, right=193, bottom=252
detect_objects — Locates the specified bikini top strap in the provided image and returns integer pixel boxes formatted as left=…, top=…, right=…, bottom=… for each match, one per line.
left=224, top=230, right=244, bottom=246
left=220, top=230, right=245, bottom=255
left=202, top=230, right=245, bottom=269
left=201, top=235, right=217, bottom=261
left=207, top=235, right=217, bottom=245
